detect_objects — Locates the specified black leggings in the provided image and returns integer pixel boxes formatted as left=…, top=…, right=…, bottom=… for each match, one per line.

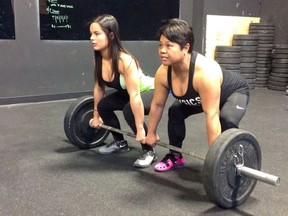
left=97, top=90, right=154, bottom=151
left=168, top=92, right=249, bottom=150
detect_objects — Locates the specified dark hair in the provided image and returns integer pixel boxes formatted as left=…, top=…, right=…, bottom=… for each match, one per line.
left=157, top=18, right=194, bottom=53
left=91, top=14, right=137, bottom=85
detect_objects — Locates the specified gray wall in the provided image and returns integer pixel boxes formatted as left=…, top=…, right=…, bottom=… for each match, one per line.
left=0, top=0, right=287, bottom=105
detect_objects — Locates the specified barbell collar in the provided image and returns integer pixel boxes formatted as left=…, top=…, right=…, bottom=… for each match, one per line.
left=236, top=165, right=280, bottom=186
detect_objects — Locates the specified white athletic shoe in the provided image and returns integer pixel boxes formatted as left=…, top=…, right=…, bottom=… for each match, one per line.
left=133, top=150, right=158, bottom=168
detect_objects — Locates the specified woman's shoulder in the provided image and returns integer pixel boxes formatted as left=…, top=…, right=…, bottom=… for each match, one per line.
left=119, top=52, right=134, bottom=64
left=196, top=53, right=221, bottom=72
left=118, top=51, right=143, bottom=75
left=155, top=64, right=168, bottom=78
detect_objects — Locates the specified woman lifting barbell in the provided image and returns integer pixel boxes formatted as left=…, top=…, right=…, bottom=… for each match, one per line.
left=143, top=18, right=250, bottom=172
left=89, top=14, right=157, bottom=168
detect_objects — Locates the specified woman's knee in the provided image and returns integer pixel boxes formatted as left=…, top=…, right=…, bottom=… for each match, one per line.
left=221, top=120, right=237, bottom=131
left=220, top=115, right=240, bottom=131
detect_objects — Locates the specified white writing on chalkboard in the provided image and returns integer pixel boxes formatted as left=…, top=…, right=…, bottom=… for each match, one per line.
left=46, top=0, right=74, bottom=29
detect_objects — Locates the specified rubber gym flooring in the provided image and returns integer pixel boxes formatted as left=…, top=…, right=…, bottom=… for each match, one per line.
left=0, top=88, right=287, bottom=216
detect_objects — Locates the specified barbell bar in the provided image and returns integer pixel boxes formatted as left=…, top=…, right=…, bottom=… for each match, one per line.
left=89, top=119, right=280, bottom=187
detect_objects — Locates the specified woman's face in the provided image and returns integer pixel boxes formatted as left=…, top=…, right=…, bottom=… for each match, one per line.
left=90, top=22, right=109, bottom=51
left=158, top=35, right=186, bottom=66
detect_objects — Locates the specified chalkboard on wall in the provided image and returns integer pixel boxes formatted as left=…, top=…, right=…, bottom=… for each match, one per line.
left=0, top=0, right=15, bottom=39
left=39, top=0, right=179, bottom=40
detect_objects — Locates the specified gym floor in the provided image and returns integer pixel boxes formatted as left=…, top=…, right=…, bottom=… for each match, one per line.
left=0, top=88, right=287, bottom=216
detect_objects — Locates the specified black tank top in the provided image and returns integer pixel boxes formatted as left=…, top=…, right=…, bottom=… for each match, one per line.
left=167, top=51, right=249, bottom=107
left=102, top=71, right=124, bottom=91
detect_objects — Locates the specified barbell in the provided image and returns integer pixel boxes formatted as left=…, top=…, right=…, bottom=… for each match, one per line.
left=63, top=95, right=280, bottom=209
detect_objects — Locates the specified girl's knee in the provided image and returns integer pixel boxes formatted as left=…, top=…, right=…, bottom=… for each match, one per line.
left=220, top=116, right=239, bottom=131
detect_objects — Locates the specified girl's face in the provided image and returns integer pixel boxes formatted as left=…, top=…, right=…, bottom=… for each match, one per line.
left=90, top=22, right=109, bottom=51
left=158, top=35, right=186, bottom=66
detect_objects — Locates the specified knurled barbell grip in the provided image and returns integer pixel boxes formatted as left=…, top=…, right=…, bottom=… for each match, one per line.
left=236, top=165, right=280, bottom=186
left=89, top=119, right=206, bottom=160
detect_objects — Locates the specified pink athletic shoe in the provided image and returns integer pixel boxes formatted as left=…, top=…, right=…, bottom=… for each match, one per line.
left=154, top=153, right=185, bottom=172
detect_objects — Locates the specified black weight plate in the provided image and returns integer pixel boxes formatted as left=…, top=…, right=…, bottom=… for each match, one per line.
left=257, top=54, right=272, bottom=58
left=255, top=73, right=269, bottom=78
left=272, top=59, right=288, bottom=64
left=256, top=68, right=271, bottom=73
left=258, top=44, right=274, bottom=48
left=215, top=46, right=241, bottom=52
left=269, top=76, right=288, bottom=82
left=249, top=26, right=275, bottom=30
left=249, top=23, right=274, bottom=28
left=256, top=34, right=274, bottom=39
left=258, top=36, right=274, bottom=41
left=270, top=72, right=288, bottom=78
left=255, top=77, right=269, bottom=81
left=257, top=60, right=271, bottom=64
left=225, top=69, right=241, bottom=74
left=272, top=53, right=288, bottom=59
left=268, top=80, right=288, bottom=87
left=272, top=48, right=288, bottom=54
left=249, top=32, right=275, bottom=37
left=257, top=67, right=271, bottom=71
left=233, top=34, right=259, bottom=40
left=257, top=63, right=271, bottom=68
left=64, top=95, right=110, bottom=149
left=257, top=50, right=272, bottom=54
left=257, top=57, right=272, bottom=63
left=215, top=58, right=241, bottom=64
left=255, top=84, right=268, bottom=88
left=241, top=63, right=257, bottom=68
left=241, top=73, right=256, bottom=79
left=257, top=58, right=271, bottom=62
left=267, top=84, right=287, bottom=91
left=241, top=57, right=257, bottom=63
left=271, top=68, right=288, bottom=73
left=203, top=129, right=261, bottom=208
left=241, top=52, right=257, bottom=57
left=220, top=63, right=241, bottom=70
left=254, top=84, right=267, bottom=88
left=249, top=29, right=275, bottom=34
left=257, top=47, right=273, bottom=51
left=232, top=40, right=258, bottom=46
left=271, top=63, right=288, bottom=68
left=215, top=52, right=241, bottom=58
left=240, top=46, right=257, bottom=51
left=241, top=68, right=256, bottom=73
left=274, top=44, right=288, bottom=49
left=258, top=40, right=274, bottom=45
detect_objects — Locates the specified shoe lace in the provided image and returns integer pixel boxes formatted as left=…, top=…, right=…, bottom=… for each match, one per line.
left=106, top=141, right=119, bottom=148
left=161, top=153, right=178, bottom=164
left=138, top=151, right=149, bottom=160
